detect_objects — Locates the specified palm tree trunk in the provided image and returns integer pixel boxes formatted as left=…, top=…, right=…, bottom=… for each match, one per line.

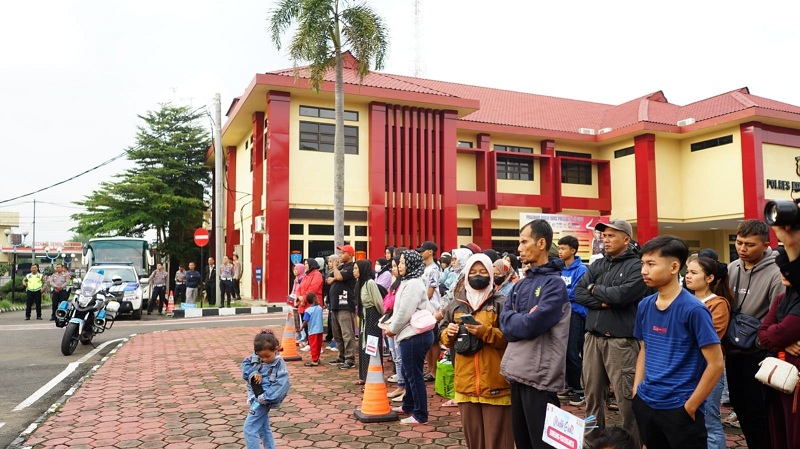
left=333, top=49, right=345, bottom=248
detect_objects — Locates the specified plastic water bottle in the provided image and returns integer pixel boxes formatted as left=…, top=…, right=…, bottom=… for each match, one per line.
left=250, top=399, right=260, bottom=412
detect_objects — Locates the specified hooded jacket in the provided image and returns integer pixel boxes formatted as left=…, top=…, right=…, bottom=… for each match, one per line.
left=562, top=256, right=588, bottom=318
left=440, top=290, right=510, bottom=401
left=727, top=247, right=784, bottom=321
left=574, top=248, right=650, bottom=338
left=499, top=259, right=570, bottom=391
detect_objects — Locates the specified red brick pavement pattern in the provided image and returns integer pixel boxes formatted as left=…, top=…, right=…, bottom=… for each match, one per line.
left=19, top=325, right=748, bottom=448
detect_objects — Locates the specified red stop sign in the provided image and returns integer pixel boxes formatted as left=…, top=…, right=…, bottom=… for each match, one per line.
left=194, top=228, right=210, bottom=247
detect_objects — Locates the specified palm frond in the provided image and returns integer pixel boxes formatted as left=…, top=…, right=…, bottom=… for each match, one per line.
left=340, top=3, right=389, bottom=79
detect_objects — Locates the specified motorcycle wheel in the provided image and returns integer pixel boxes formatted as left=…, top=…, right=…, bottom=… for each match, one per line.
left=61, top=322, right=80, bottom=356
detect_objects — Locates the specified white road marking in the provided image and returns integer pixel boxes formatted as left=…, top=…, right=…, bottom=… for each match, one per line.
left=12, top=338, right=127, bottom=411
left=0, top=422, right=5, bottom=429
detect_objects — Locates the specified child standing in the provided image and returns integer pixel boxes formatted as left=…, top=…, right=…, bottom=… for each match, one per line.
left=303, top=293, right=324, bottom=366
left=241, top=329, right=291, bottom=449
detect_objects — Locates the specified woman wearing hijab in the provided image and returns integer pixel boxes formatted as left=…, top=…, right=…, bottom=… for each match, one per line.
left=441, top=253, right=512, bottom=449
left=297, top=259, right=324, bottom=350
left=757, top=247, right=800, bottom=449
left=386, top=250, right=434, bottom=425
left=493, top=259, right=515, bottom=298
left=290, top=263, right=306, bottom=341
left=385, top=257, right=406, bottom=401
left=375, top=257, right=393, bottom=290
left=354, top=259, right=385, bottom=384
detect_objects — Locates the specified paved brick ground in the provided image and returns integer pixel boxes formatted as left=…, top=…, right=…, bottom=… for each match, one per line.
left=18, top=324, right=747, bottom=448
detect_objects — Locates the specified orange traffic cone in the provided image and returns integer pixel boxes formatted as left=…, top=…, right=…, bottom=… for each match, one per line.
left=166, top=291, right=175, bottom=316
left=354, top=354, right=398, bottom=422
left=280, top=311, right=302, bottom=362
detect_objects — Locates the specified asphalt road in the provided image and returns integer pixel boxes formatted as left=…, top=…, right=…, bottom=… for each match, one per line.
left=0, top=309, right=285, bottom=448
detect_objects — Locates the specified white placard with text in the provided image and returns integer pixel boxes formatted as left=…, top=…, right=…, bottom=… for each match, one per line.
left=542, top=403, right=584, bottom=449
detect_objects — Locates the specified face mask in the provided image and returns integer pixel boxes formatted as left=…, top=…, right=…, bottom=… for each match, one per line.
left=468, top=275, right=491, bottom=290
left=375, top=264, right=381, bottom=272
left=494, top=276, right=504, bottom=287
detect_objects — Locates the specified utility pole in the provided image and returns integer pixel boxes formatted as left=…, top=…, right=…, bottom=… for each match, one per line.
left=31, top=199, right=36, bottom=264
left=213, top=93, right=223, bottom=304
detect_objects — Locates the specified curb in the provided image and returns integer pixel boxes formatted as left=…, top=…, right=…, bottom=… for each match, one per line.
left=0, top=306, right=27, bottom=313
left=171, top=305, right=288, bottom=318
left=8, top=337, right=131, bottom=449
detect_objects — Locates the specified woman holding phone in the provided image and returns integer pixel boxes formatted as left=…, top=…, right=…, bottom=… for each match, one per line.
left=440, top=253, right=512, bottom=449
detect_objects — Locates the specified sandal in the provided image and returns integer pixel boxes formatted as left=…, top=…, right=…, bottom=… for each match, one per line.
left=442, top=399, right=458, bottom=407
left=304, top=361, right=319, bottom=366
left=423, top=373, right=435, bottom=382
left=607, top=401, right=619, bottom=411
left=354, top=379, right=366, bottom=385
left=388, top=388, right=405, bottom=399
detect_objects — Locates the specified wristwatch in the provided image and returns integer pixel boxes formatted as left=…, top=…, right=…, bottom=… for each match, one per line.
left=587, top=283, right=596, bottom=295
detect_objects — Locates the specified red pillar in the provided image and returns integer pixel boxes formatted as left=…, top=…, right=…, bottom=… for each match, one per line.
left=264, top=91, right=291, bottom=303
left=474, top=134, right=492, bottom=250
left=540, top=140, right=558, bottom=213
left=251, top=111, right=265, bottom=299
left=634, top=134, right=658, bottom=243
left=740, top=122, right=766, bottom=220
left=441, top=111, right=459, bottom=253
left=225, top=145, right=238, bottom=258
left=368, top=102, right=387, bottom=260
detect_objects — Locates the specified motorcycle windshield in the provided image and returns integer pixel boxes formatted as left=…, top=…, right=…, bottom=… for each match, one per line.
left=80, top=269, right=106, bottom=297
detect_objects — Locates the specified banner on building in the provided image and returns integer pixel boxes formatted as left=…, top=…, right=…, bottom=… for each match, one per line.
left=519, top=213, right=608, bottom=260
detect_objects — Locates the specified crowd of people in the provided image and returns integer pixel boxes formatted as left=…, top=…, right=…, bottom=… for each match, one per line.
left=242, top=213, right=800, bottom=449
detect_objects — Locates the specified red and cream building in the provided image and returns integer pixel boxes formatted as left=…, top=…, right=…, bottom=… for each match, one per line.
left=213, top=54, right=800, bottom=302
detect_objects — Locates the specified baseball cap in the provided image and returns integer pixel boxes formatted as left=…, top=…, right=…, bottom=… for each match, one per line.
left=336, top=244, right=355, bottom=257
left=416, top=241, right=438, bottom=253
left=461, top=242, right=483, bottom=254
left=698, top=248, right=719, bottom=261
left=595, top=219, right=633, bottom=237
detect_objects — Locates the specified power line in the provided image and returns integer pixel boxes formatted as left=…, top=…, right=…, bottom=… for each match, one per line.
left=0, top=105, right=209, bottom=205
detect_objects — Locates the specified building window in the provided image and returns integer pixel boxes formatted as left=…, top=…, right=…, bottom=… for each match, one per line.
left=691, top=135, right=733, bottom=152
left=290, top=224, right=304, bottom=235
left=497, top=156, right=534, bottom=181
left=355, top=226, right=367, bottom=237
left=494, top=144, right=533, bottom=154
left=614, top=146, right=634, bottom=158
left=557, top=151, right=592, bottom=185
left=457, top=141, right=473, bottom=148
left=491, top=228, right=519, bottom=237
left=299, top=105, right=359, bottom=122
left=457, top=227, right=472, bottom=236
left=299, top=121, right=359, bottom=154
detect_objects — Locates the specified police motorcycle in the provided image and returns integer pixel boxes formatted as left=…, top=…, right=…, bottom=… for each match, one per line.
left=55, top=269, right=120, bottom=356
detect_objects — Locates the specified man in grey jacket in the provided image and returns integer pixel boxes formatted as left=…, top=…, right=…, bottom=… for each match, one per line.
left=725, top=220, right=783, bottom=449
left=575, top=219, right=649, bottom=448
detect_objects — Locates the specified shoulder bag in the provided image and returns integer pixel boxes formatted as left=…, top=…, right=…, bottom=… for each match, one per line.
left=755, top=356, right=799, bottom=394
left=725, top=267, right=761, bottom=350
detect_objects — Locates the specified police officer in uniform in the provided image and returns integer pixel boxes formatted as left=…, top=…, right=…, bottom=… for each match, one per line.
left=48, top=263, right=70, bottom=321
left=147, top=263, right=168, bottom=315
left=174, top=265, right=186, bottom=305
left=23, top=264, right=45, bottom=320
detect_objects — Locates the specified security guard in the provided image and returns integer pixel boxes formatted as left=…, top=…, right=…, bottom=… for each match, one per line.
left=48, top=263, right=70, bottom=321
left=174, top=265, right=187, bottom=305
left=23, top=264, right=45, bottom=320
left=147, top=263, right=168, bottom=315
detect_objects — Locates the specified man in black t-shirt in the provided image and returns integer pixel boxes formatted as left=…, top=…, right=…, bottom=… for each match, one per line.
left=327, top=245, right=357, bottom=369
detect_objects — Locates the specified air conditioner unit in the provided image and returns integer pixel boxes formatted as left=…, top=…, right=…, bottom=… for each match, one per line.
left=677, top=118, right=696, bottom=126
left=578, top=128, right=596, bottom=135
left=597, top=127, right=613, bottom=134
left=254, top=216, right=266, bottom=234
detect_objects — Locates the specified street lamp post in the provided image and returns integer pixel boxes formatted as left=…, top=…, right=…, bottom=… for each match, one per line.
left=44, top=246, right=64, bottom=268
left=4, top=229, right=29, bottom=300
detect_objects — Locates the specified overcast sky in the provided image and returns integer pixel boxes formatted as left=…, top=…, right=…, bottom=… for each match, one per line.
left=2, top=0, right=799, bottom=244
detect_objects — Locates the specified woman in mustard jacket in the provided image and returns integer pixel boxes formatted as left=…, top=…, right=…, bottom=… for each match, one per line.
left=440, top=253, right=512, bottom=449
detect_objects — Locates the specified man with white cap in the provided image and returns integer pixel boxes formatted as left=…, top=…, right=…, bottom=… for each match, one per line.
left=575, top=219, right=650, bottom=448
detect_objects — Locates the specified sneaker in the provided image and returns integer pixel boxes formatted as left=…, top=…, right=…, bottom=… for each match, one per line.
left=722, top=412, right=739, bottom=428
left=391, top=393, right=405, bottom=402
left=338, top=362, right=355, bottom=370
left=328, top=358, right=345, bottom=366
left=387, top=374, right=398, bottom=383
left=568, top=392, right=585, bottom=407
left=327, top=345, right=339, bottom=352
left=300, top=345, right=311, bottom=352
left=400, top=416, right=421, bottom=425
left=304, top=361, right=320, bottom=366
left=557, top=388, right=573, bottom=399
left=391, top=406, right=408, bottom=414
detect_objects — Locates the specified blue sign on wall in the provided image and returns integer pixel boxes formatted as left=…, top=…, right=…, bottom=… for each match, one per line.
left=255, top=267, right=262, bottom=282
left=290, top=253, right=303, bottom=265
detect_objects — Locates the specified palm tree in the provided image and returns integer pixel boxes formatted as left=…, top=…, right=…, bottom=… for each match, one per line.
left=269, top=0, right=389, bottom=248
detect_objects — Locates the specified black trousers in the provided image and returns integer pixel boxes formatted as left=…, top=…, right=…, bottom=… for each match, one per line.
left=220, top=279, right=233, bottom=306
left=148, top=286, right=167, bottom=313
left=510, top=382, right=559, bottom=449
left=25, top=290, right=42, bottom=318
left=51, top=289, right=69, bottom=318
left=233, top=278, right=241, bottom=299
left=632, top=395, right=707, bottom=449
left=206, top=282, right=216, bottom=305
left=726, top=351, right=772, bottom=449
left=174, top=284, right=186, bottom=304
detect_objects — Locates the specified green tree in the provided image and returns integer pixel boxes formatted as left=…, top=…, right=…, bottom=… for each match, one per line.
left=269, top=0, right=388, bottom=247
left=71, top=104, right=211, bottom=265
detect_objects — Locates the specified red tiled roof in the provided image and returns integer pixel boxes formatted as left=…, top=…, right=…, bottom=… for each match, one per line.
left=268, top=57, right=800, bottom=134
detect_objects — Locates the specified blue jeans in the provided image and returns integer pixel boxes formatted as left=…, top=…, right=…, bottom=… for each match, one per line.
left=704, top=374, right=726, bottom=449
left=243, top=403, right=275, bottom=449
left=387, top=336, right=405, bottom=387
left=399, top=330, right=434, bottom=423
